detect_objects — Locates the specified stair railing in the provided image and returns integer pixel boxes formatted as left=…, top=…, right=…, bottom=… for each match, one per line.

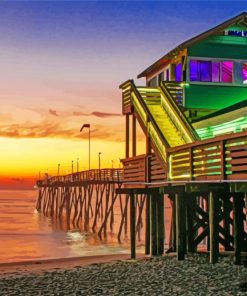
left=160, top=82, right=200, bottom=143
left=120, top=80, right=169, bottom=163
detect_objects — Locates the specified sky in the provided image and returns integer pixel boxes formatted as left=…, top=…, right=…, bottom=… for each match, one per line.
left=0, top=1, right=246, bottom=189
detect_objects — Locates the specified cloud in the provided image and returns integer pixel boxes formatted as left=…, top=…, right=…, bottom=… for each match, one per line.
left=11, top=178, right=25, bottom=183
left=0, top=120, right=124, bottom=142
left=73, top=111, right=121, bottom=118
left=49, top=109, right=59, bottom=116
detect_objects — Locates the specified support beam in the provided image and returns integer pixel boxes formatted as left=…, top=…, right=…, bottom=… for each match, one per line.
left=130, top=193, right=136, bottom=259
left=125, top=115, right=130, bottom=158
left=157, top=193, right=164, bottom=255
left=151, top=194, right=158, bottom=256
left=145, top=194, right=150, bottom=255
left=132, top=114, right=136, bottom=157
left=209, top=191, right=219, bottom=264
left=187, top=193, right=196, bottom=253
left=233, top=192, right=244, bottom=265
left=176, top=191, right=186, bottom=260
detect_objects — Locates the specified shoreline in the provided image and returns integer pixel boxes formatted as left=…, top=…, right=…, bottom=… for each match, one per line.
left=0, top=253, right=145, bottom=276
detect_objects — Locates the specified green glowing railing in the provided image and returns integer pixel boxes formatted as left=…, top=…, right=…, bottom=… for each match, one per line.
left=167, top=131, right=247, bottom=181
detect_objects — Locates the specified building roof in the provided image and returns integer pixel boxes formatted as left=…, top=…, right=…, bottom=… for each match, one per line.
left=137, top=12, right=247, bottom=78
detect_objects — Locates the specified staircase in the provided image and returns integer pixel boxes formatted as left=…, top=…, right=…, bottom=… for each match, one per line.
left=120, top=80, right=199, bottom=163
left=138, top=88, right=185, bottom=147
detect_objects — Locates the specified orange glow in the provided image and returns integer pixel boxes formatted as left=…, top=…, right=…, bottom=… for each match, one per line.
left=0, top=136, right=145, bottom=189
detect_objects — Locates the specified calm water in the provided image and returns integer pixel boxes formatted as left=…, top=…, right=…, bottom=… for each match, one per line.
left=0, top=190, right=133, bottom=263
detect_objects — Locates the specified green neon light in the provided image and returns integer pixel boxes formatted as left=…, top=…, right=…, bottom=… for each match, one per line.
left=196, top=116, right=247, bottom=140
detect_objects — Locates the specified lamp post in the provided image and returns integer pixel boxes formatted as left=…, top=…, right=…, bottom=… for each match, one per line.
left=111, top=159, right=113, bottom=169
left=77, top=158, right=79, bottom=173
left=98, top=152, right=102, bottom=170
left=80, top=124, right=91, bottom=170
left=71, top=160, right=74, bottom=174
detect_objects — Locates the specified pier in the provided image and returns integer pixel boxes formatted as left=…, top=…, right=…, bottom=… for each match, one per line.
left=36, top=12, right=247, bottom=265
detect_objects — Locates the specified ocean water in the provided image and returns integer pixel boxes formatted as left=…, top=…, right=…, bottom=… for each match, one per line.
left=0, top=190, right=133, bottom=263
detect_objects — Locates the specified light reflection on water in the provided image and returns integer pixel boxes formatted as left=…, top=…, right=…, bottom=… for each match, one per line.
left=0, top=190, right=147, bottom=263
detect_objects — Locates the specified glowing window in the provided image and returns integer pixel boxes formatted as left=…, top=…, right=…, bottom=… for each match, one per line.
left=189, top=60, right=233, bottom=83
left=242, top=63, right=247, bottom=84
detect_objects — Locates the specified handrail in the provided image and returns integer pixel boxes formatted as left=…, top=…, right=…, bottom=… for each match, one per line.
left=121, top=80, right=169, bottom=163
left=38, top=168, right=123, bottom=186
left=160, top=82, right=200, bottom=142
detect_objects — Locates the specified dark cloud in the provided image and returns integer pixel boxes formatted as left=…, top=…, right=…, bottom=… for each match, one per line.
left=73, top=111, right=121, bottom=118
left=49, top=109, right=59, bottom=116
left=0, top=121, right=124, bottom=142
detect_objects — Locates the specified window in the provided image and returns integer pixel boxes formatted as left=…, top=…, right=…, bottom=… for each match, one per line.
left=189, top=60, right=233, bottom=83
left=242, top=63, right=247, bottom=84
left=175, top=63, right=182, bottom=82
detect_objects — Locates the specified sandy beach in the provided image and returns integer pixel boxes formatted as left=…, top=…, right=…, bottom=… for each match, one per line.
left=0, top=254, right=246, bottom=295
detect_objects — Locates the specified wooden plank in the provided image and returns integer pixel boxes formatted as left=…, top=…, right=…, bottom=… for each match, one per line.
left=230, top=165, right=247, bottom=172
left=227, top=158, right=247, bottom=165
left=227, top=143, right=247, bottom=151
left=227, top=173, right=247, bottom=180
left=228, top=151, right=247, bottom=158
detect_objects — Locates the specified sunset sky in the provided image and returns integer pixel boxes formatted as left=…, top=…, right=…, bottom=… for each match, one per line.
left=0, top=1, right=246, bottom=189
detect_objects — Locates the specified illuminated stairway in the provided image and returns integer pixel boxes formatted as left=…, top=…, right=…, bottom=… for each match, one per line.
left=121, top=80, right=199, bottom=163
left=138, top=88, right=185, bottom=147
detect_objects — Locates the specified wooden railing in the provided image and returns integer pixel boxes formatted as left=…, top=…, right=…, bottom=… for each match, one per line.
left=120, top=80, right=169, bottom=163
left=162, top=81, right=184, bottom=106
left=121, top=154, right=166, bottom=187
left=37, top=169, right=123, bottom=186
left=121, top=132, right=247, bottom=186
left=120, top=81, right=132, bottom=114
left=167, top=131, right=247, bottom=181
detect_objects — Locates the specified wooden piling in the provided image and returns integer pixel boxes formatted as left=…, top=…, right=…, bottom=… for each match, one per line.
left=186, top=193, right=195, bottom=253
left=176, top=191, right=186, bottom=260
left=151, top=194, right=158, bottom=256
left=157, top=193, right=164, bottom=255
left=209, top=191, right=219, bottom=264
left=233, top=192, right=244, bottom=265
left=130, top=193, right=136, bottom=259
left=145, top=194, right=150, bottom=255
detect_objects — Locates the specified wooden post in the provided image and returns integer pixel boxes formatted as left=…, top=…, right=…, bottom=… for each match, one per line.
left=223, top=195, right=232, bottom=251
left=171, top=195, right=176, bottom=252
left=187, top=193, right=195, bottom=253
left=233, top=192, right=244, bottom=265
left=126, top=115, right=130, bottom=158
left=145, top=194, right=150, bottom=255
left=157, top=193, right=164, bottom=255
left=151, top=194, right=157, bottom=256
left=176, top=191, right=186, bottom=260
left=132, top=115, right=136, bottom=157
left=209, top=191, right=219, bottom=264
left=130, top=193, right=136, bottom=259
